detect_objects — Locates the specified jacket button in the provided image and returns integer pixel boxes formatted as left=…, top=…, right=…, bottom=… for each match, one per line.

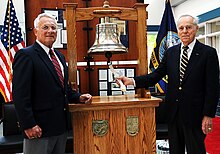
left=176, top=99, right=179, bottom=102
left=179, top=87, right=182, bottom=90
left=64, top=108, right=66, bottom=111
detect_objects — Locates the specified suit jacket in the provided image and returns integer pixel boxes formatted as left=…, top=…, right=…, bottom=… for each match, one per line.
left=135, top=40, right=219, bottom=127
left=12, top=42, right=81, bottom=138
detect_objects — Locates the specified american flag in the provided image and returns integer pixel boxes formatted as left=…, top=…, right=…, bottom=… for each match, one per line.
left=0, top=0, right=25, bottom=102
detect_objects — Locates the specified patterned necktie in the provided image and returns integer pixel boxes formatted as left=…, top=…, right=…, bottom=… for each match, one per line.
left=49, top=49, right=64, bottom=87
left=180, top=46, right=189, bottom=84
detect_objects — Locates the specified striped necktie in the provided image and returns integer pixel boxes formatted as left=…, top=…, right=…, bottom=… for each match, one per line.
left=180, top=46, right=189, bottom=84
left=49, top=49, right=64, bottom=87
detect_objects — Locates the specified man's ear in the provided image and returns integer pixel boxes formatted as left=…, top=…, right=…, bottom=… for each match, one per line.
left=33, top=28, right=37, bottom=36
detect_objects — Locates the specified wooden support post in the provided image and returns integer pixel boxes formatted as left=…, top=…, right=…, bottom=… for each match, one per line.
left=134, top=3, right=150, bottom=98
left=63, top=3, right=78, bottom=89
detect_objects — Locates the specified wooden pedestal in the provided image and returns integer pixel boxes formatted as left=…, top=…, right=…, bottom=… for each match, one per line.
left=69, top=95, right=161, bottom=154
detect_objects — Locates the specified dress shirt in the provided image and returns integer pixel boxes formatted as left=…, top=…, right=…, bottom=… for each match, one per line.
left=36, top=40, right=64, bottom=76
left=180, top=39, right=196, bottom=64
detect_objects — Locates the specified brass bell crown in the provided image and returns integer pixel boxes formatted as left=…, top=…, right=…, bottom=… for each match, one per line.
left=87, top=0, right=127, bottom=56
left=88, top=0, right=128, bottom=62
left=88, top=22, right=128, bottom=55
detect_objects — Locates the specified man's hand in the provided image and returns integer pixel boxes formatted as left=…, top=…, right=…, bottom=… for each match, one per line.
left=80, top=94, right=92, bottom=104
left=202, top=116, right=213, bottom=134
left=24, top=125, right=42, bottom=139
left=116, top=76, right=134, bottom=86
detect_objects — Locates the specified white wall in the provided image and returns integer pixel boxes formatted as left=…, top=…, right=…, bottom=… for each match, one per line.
left=0, top=0, right=25, bottom=34
left=145, top=0, right=220, bottom=25
left=145, top=0, right=166, bottom=25
left=173, top=0, right=220, bottom=19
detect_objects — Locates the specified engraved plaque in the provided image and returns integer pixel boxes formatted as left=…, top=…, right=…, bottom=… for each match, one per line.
left=126, top=116, right=139, bottom=136
left=92, top=120, right=109, bottom=137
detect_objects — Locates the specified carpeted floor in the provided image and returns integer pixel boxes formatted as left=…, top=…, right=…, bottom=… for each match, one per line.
left=205, top=116, right=220, bottom=154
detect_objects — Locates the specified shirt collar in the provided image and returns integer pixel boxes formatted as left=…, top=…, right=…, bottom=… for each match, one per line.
left=181, top=39, right=196, bottom=51
left=36, top=40, right=54, bottom=55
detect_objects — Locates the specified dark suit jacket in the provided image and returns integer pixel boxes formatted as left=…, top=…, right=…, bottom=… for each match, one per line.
left=12, top=42, right=81, bottom=138
left=135, top=40, right=219, bottom=127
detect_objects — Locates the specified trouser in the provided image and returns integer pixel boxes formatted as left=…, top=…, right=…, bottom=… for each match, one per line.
left=168, top=113, right=206, bottom=154
left=23, top=131, right=68, bottom=154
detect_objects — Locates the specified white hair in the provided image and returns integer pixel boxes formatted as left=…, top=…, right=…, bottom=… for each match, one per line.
left=177, top=14, right=199, bottom=27
left=34, top=13, right=57, bottom=28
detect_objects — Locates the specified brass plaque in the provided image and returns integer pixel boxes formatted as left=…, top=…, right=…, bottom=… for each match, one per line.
left=126, top=116, right=139, bottom=136
left=92, top=120, right=109, bottom=137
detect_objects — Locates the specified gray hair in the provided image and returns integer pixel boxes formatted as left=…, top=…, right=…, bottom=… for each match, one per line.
left=34, top=13, right=57, bottom=28
left=177, top=14, right=199, bottom=27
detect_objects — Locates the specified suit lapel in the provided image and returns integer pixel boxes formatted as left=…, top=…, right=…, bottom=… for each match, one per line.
left=33, top=42, right=63, bottom=88
left=182, top=40, right=201, bottom=83
left=172, top=44, right=181, bottom=80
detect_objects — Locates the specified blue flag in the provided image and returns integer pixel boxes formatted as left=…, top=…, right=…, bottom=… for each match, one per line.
left=149, top=0, right=180, bottom=93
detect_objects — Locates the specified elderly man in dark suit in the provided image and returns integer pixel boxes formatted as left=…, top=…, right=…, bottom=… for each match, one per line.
left=118, top=14, right=219, bottom=154
left=12, top=13, right=92, bottom=154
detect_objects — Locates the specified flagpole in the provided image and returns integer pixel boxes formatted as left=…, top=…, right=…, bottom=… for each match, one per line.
left=7, top=0, right=13, bottom=96
left=7, top=0, right=12, bottom=69
left=8, top=0, right=11, bottom=50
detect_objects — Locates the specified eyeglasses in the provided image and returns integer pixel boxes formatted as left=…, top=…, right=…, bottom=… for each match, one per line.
left=40, top=25, right=57, bottom=31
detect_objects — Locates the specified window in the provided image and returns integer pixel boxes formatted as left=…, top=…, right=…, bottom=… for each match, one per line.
left=147, top=32, right=157, bottom=71
left=197, top=17, right=220, bottom=116
left=197, top=17, right=220, bottom=60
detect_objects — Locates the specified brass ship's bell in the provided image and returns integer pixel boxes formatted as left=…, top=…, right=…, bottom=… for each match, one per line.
left=87, top=22, right=128, bottom=55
